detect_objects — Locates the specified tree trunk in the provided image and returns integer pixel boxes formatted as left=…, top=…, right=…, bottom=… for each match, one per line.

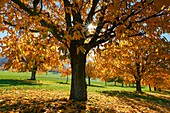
left=136, top=79, right=142, bottom=92
left=149, top=84, right=151, bottom=91
left=129, top=84, right=131, bottom=87
left=105, top=81, right=107, bottom=86
left=154, top=86, right=157, bottom=91
left=69, top=47, right=87, bottom=101
left=122, top=82, right=124, bottom=87
left=30, top=67, right=37, bottom=80
left=66, top=75, right=69, bottom=83
left=88, top=76, right=91, bottom=86
left=114, top=81, right=116, bottom=86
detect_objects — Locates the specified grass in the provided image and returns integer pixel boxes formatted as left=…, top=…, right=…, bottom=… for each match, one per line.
left=0, top=71, right=170, bottom=112
left=0, top=71, right=149, bottom=92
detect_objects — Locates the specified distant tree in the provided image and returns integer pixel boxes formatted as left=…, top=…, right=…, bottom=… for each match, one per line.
left=60, top=67, right=72, bottom=83
left=86, top=61, right=100, bottom=85
left=95, top=37, right=170, bottom=92
left=1, top=34, right=62, bottom=80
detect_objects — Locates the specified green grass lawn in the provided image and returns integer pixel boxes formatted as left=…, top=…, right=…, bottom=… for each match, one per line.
left=0, top=71, right=150, bottom=92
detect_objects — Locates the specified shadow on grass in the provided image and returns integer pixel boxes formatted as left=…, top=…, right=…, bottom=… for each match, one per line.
left=98, top=90, right=170, bottom=112
left=57, top=82, right=70, bottom=85
left=87, top=84, right=105, bottom=88
left=0, top=79, right=42, bottom=87
left=150, top=90, right=170, bottom=95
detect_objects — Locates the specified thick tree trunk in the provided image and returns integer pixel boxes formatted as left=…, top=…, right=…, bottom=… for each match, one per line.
left=30, top=67, right=37, bottom=80
left=88, top=76, right=91, bottom=86
left=136, top=79, right=142, bottom=92
left=69, top=48, right=87, bottom=101
left=149, top=84, right=151, bottom=91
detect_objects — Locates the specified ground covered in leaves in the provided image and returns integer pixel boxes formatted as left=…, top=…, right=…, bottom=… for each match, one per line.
left=0, top=89, right=169, bottom=113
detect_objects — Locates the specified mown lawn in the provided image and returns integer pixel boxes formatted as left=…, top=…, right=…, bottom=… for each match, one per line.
left=0, top=71, right=170, bottom=113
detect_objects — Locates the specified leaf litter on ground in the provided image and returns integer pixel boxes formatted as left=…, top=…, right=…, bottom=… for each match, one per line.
left=0, top=89, right=169, bottom=113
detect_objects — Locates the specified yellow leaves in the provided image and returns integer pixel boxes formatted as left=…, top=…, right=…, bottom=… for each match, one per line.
left=1, top=33, right=62, bottom=73
left=161, top=5, right=166, bottom=10
left=154, top=0, right=170, bottom=11
left=155, top=48, right=158, bottom=52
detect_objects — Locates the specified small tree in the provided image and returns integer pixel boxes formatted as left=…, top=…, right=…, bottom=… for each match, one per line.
left=1, top=34, right=62, bottom=80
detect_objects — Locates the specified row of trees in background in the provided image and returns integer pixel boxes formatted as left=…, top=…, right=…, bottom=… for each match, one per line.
left=86, top=36, right=170, bottom=92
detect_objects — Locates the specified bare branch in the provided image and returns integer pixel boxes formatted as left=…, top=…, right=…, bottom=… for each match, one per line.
left=86, top=0, right=99, bottom=24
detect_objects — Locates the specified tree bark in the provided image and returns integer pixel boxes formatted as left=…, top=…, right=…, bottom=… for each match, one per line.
left=149, top=84, right=151, bottom=91
left=69, top=46, right=87, bottom=101
left=122, top=82, right=124, bottom=87
left=136, top=79, right=142, bottom=92
left=105, top=81, right=107, bottom=86
left=88, top=76, right=91, bottom=86
left=30, top=67, right=37, bottom=80
left=114, top=81, right=116, bottom=86
left=154, top=86, right=157, bottom=91
left=129, top=84, right=131, bottom=87
left=66, top=75, right=69, bottom=83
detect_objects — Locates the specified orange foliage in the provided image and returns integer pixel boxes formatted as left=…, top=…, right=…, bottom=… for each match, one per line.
left=94, top=36, right=170, bottom=89
left=0, top=34, right=62, bottom=73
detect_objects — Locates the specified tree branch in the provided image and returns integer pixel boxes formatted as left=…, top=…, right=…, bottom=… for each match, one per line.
left=86, top=0, right=99, bottom=24
left=11, top=0, right=34, bottom=15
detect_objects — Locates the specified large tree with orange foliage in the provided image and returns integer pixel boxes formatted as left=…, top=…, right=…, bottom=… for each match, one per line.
left=0, top=0, right=170, bottom=101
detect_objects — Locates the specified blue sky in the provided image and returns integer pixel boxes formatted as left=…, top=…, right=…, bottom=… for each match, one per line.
left=0, top=31, right=170, bottom=41
left=161, top=33, right=170, bottom=41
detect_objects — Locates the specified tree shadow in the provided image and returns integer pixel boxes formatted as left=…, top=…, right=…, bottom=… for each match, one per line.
left=150, top=90, right=170, bottom=95
left=56, top=82, right=70, bottom=85
left=87, top=84, right=105, bottom=88
left=0, top=79, right=42, bottom=87
left=98, top=90, right=170, bottom=112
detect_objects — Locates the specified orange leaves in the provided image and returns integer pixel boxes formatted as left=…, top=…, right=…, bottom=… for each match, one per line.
left=0, top=33, right=62, bottom=73
left=154, top=0, right=170, bottom=11
left=93, top=35, right=170, bottom=88
left=1, top=88, right=169, bottom=113
left=60, top=67, right=71, bottom=77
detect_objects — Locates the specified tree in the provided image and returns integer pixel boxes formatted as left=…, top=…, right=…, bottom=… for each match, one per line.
left=60, top=66, right=72, bottom=83
left=86, top=61, right=98, bottom=85
left=95, top=36, right=170, bottom=92
left=1, top=0, right=170, bottom=101
left=0, top=34, right=62, bottom=80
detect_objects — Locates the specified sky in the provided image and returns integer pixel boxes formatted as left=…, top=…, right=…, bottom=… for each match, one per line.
left=1, top=31, right=170, bottom=41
